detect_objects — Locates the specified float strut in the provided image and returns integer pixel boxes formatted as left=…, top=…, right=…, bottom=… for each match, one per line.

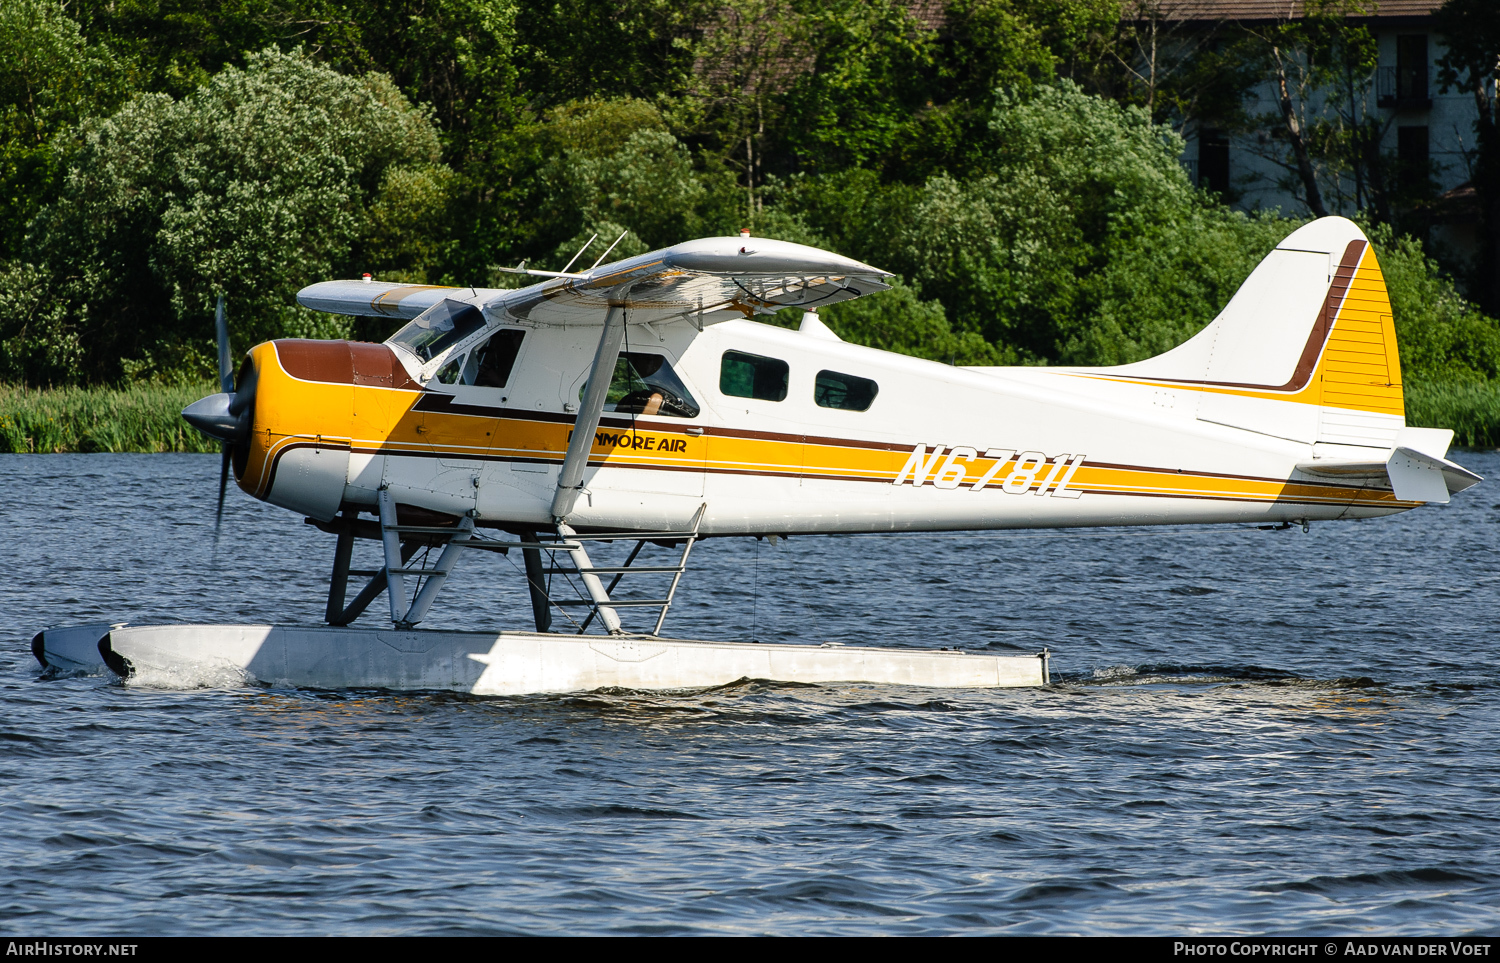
left=378, top=489, right=408, bottom=623
left=520, top=532, right=552, bottom=633
left=400, top=516, right=474, bottom=625
left=325, top=511, right=357, bottom=624
left=326, top=533, right=420, bottom=626
left=558, top=522, right=622, bottom=634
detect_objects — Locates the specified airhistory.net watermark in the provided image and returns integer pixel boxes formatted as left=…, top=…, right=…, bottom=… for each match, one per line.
left=6, top=945, right=137, bottom=957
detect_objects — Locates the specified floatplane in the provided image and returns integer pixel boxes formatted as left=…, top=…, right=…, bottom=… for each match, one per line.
left=33, top=216, right=1481, bottom=694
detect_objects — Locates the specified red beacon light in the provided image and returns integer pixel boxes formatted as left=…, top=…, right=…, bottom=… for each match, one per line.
left=361, top=273, right=373, bottom=283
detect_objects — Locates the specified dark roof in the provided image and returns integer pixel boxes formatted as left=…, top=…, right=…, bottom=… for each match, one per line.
left=1129, top=0, right=1442, bottom=24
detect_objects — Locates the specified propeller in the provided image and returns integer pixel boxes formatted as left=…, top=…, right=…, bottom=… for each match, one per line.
left=182, top=295, right=256, bottom=537
left=213, top=296, right=232, bottom=532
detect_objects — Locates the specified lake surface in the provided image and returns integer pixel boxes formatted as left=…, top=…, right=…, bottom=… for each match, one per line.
left=2, top=452, right=1498, bottom=936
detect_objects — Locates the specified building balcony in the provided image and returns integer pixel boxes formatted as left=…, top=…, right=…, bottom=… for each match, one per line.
left=1376, top=66, right=1432, bottom=110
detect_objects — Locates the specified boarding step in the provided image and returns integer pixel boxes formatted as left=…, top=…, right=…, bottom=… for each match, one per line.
left=550, top=598, right=673, bottom=608
left=541, top=565, right=684, bottom=575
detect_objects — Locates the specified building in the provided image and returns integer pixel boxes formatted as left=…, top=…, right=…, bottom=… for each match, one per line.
left=1137, top=1, right=1477, bottom=255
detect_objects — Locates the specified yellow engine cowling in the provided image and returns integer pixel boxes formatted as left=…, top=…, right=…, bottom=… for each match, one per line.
left=237, top=339, right=423, bottom=520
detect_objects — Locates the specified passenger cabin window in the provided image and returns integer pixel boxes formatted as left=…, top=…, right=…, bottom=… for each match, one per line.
left=720, top=350, right=788, bottom=402
left=814, top=370, right=878, bottom=411
left=391, top=299, right=486, bottom=363
left=585, top=352, right=700, bottom=418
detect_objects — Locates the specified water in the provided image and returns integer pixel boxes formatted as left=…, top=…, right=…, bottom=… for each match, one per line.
left=2, top=452, right=1499, bottom=935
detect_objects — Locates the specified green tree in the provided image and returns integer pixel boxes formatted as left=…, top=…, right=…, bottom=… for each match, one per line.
left=775, top=0, right=935, bottom=177
left=889, top=83, right=1213, bottom=361
left=67, top=0, right=363, bottom=98
left=769, top=83, right=1310, bottom=370
left=1108, top=1, right=1255, bottom=134
left=64, top=0, right=526, bottom=286
left=749, top=0, right=1070, bottom=185
left=513, top=0, right=706, bottom=107
left=0, top=0, right=129, bottom=259
left=510, top=97, right=737, bottom=271
left=1368, top=222, right=1500, bottom=384
left=1014, top=0, right=1120, bottom=83
left=18, top=47, right=448, bottom=384
left=685, top=0, right=813, bottom=225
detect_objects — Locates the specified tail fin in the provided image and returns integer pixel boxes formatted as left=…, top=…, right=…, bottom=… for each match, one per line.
left=1111, top=217, right=1403, bottom=446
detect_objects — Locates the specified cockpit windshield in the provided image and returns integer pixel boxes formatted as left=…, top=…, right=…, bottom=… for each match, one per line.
left=390, top=299, right=486, bottom=364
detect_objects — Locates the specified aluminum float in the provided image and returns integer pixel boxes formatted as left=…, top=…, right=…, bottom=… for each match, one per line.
left=33, top=623, right=1048, bottom=694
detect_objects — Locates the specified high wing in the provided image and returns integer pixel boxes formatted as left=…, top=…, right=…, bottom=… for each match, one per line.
left=296, top=236, right=892, bottom=326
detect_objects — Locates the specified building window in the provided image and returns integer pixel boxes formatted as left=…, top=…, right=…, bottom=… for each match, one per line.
left=1397, top=126, right=1429, bottom=190
left=1199, top=128, right=1230, bottom=195
left=1397, top=35, right=1428, bottom=102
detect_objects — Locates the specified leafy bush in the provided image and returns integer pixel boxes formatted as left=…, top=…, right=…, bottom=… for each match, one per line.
left=1367, top=223, right=1500, bottom=384
left=774, top=282, right=1005, bottom=365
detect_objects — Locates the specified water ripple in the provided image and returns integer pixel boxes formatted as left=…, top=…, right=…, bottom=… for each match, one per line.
left=1, top=452, right=1498, bottom=934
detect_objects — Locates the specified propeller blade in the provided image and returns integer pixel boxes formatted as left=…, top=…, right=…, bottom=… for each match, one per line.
left=215, top=443, right=231, bottom=537
left=215, top=295, right=233, bottom=394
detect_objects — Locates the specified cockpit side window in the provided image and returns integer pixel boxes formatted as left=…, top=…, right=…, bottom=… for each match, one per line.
left=390, top=299, right=486, bottom=363
left=585, top=352, right=700, bottom=418
left=471, top=329, right=525, bottom=387
left=430, top=327, right=524, bottom=388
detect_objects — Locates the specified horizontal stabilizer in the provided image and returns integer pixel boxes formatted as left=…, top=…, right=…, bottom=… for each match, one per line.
left=1297, top=446, right=1482, bottom=504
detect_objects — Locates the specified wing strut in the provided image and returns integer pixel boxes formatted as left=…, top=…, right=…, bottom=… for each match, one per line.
left=551, top=291, right=630, bottom=522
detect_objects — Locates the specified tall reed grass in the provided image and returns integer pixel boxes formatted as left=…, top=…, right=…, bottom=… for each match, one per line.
left=0, top=383, right=220, bottom=453
left=1404, top=380, right=1500, bottom=450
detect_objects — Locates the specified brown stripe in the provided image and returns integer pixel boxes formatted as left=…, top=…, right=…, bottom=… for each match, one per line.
left=371, top=285, right=452, bottom=318
left=1064, top=488, right=1398, bottom=508
left=1086, top=459, right=1293, bottom=486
